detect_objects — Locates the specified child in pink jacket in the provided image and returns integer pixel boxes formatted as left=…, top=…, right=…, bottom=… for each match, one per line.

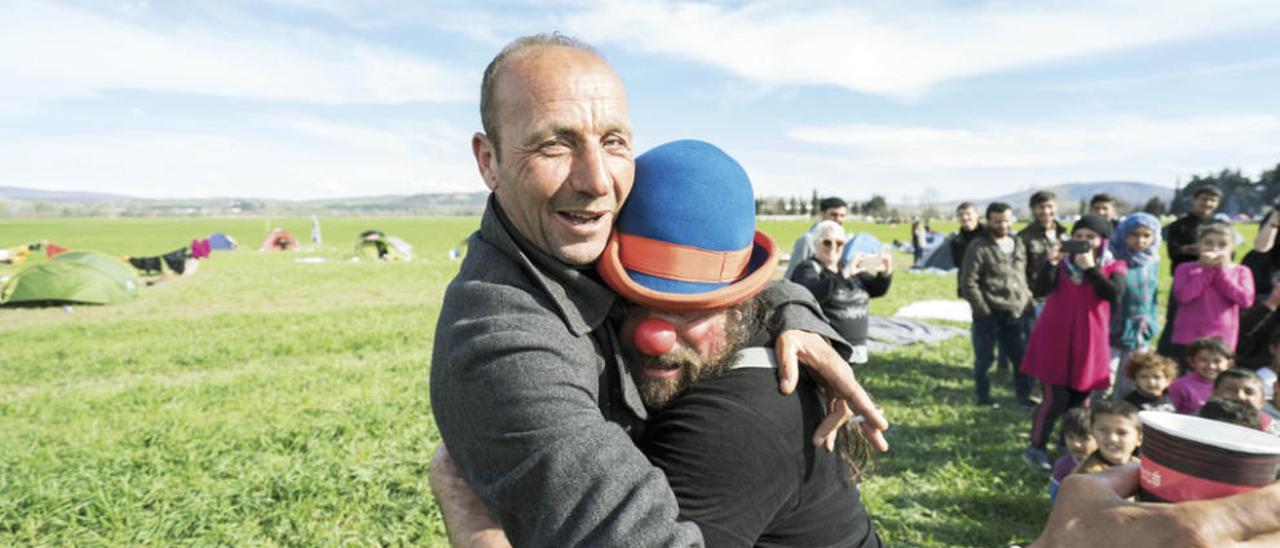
left=1171, top=222, right=1253, bottom=360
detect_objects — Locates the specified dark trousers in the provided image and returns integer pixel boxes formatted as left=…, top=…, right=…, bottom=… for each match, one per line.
left=972, top=312, right=1032, bottom=403
left=1030, top=384, right=1090, bottom=449
left=1156, top=282, right=1180, bottom=357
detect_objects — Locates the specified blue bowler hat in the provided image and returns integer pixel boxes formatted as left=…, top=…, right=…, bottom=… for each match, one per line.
left=597, top=140, right=778, bottom=312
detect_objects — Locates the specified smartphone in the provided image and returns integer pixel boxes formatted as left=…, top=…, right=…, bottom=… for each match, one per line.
left=857, top=255, right=883, bottom=272
left=1061, top=240, right=1091, bottom=255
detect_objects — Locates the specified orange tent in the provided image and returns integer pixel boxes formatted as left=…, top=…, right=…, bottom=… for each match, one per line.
left=46, top=242, right=70, bottom=258
left=259, top=228, right=300, bottom=252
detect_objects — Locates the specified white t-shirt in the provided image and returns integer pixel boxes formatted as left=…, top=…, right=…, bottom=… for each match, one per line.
left=996, top=237, right=1015, bottom=257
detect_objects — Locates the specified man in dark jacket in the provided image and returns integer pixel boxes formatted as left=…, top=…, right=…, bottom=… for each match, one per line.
left=428, top=34, right=887, bottom=546
left=951, top=201, right=985, bottom=297
left=1155, top=185, right=1222, bottom=357
left=953, top=201, right=1012, bottom=371
left=1018, top=191, right=1068, bottom=313
left=961, top=202, right=1035, bottom=406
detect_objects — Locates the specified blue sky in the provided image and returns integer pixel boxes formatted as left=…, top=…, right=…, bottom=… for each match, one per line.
left=3, top=0, right=1279, bottom=202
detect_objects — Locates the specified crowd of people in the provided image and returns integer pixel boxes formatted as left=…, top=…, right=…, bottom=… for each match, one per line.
left=947, top=187, right=1280, bottom=487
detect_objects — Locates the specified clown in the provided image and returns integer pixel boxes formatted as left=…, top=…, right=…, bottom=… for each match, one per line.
left=598, top=140, right=883, bottom=547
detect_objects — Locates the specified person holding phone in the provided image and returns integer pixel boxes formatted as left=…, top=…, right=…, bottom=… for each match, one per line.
left=1240, top=195, right=1280, bottom=303
left=790, top=220, right=893, bottom=364
left=1020, top=214, right=1127, bottom=471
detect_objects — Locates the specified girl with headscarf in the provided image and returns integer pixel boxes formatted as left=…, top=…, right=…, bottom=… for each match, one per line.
left=1106, top=213, right=1162, bottom=398
left=1020, top=214, right=1127, bottom=472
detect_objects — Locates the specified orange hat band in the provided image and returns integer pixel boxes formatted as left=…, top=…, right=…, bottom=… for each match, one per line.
left=617, top=233, right=752, bottom=284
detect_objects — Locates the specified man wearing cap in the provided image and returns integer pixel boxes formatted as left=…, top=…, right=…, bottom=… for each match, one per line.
left=429, top=34, right=887, bottom=546
left=1156, top=185, right=1223, bottom=357
left=784, top=197, right=849, bottom=279
left=598, top=140, right=881, bottom=546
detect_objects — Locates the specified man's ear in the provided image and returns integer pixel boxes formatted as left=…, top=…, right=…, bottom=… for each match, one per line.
left=472, top=132, right=500, bottom=191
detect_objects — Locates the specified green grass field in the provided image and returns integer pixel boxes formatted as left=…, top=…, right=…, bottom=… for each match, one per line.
left=0, top=216, right=1259, bottom=546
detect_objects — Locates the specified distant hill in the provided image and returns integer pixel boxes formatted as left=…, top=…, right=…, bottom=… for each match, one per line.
left=0, top=186, right=489, bottom=217
left=0, top=186, right=137, bottom=204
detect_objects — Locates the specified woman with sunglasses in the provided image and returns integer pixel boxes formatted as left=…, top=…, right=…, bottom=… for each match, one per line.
left=790, top=220, right=894, bottom=364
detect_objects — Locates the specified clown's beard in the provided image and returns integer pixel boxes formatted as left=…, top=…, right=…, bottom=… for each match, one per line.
left=626, top=312, right=749, bottom=409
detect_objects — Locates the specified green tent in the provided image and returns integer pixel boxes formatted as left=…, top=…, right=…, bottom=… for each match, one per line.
left=52, top=251, right=140, bottom=288
left=1, top=254, right=140, bottom=305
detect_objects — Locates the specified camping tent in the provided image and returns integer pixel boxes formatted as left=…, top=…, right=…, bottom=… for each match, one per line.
left=1, top=258, right=139, bottom=305
left=841, top=232, right=885, bottom=262
left=259, top=228, right=299, bottom=252
left=52, top=250, right=140, bottom=287
left=914, top=234, right=957, bottom=271
left=355, top=230, right=413, bottom=261
left=208, top=232, right=239, bottom=250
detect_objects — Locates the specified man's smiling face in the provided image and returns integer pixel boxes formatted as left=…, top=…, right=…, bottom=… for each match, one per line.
left=475, top=46, right=634, bottom=266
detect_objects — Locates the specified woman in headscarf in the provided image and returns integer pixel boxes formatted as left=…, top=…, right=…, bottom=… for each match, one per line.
left=1106, top=213, right=1162, bottom=398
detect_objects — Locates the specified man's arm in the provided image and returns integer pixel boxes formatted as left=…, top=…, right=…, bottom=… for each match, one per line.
left=960, top=244, right=991, bottom=317
left=1166, top=221, right=1201, bottom=265
left=1030, top=258, right=1059, bottom=298
left=429, top=444, right=511, bottom=548
left=759, top=279, right=890, bottom=452
left=431, top=285, right=700, bottom=547
left=1032, top=462, right=1280, bottom=547
left=1240, top=285, right=1280, bottom=342
left=757, top=278, right=851, bottom=357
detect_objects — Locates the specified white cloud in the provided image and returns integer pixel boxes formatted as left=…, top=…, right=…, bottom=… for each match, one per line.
left=0, top=1, right=474, bottom=104
left=0, top=119, right=481, bottom=199
left=750, top=114, right=1280, bottom=200
left=565, top=0, right=1280, bottom=99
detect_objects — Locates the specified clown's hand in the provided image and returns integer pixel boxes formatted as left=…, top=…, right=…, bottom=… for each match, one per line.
left=775, top=330, right=889, bottom=453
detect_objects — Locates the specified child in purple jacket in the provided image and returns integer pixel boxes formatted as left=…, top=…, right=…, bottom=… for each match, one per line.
left=1171, top=223, right=1253, bottom=361
left=1169, top=337, right=1233, bottom=414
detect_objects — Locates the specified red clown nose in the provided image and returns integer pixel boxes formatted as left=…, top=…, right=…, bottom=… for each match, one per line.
left=633, top=318, right=677, bottom=356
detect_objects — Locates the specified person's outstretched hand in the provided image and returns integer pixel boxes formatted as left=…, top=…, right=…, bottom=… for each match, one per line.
left=775, top=330, right=889, bottom=453
left=1032, top=462, right=1280, bottom=547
